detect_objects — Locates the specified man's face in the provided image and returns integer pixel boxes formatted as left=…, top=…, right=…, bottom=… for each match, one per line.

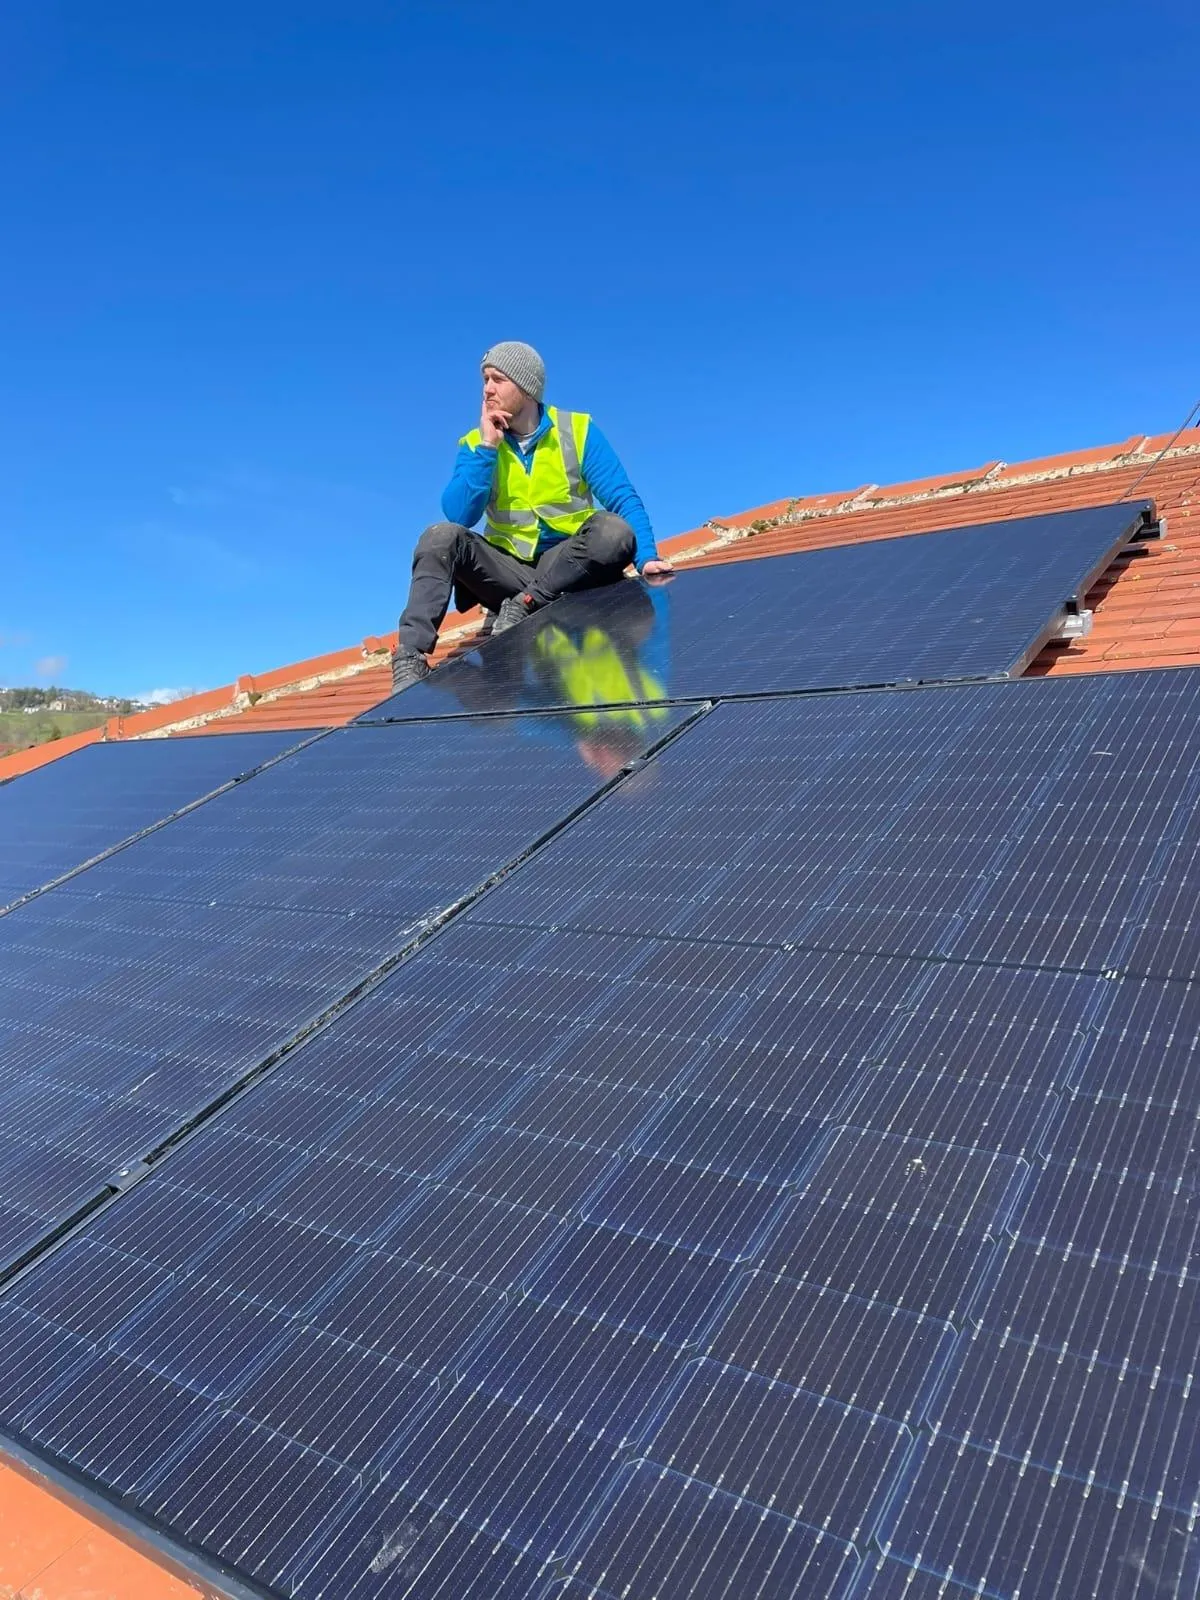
left=482, top=365, right=526, bottom=419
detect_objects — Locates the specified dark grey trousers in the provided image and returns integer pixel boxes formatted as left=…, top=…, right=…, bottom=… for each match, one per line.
left=397, top=512, right=636, bottom=655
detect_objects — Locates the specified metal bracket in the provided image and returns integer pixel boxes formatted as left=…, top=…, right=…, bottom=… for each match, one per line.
left=1050, top=607, right=1094, bottom=642
left=110, top=1159, right=152, bottom=1191
left=1133, top=511, right=1166, bottom=541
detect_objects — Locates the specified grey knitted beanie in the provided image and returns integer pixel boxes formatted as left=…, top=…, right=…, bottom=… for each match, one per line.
left=481, top=341, right=545, bottom=401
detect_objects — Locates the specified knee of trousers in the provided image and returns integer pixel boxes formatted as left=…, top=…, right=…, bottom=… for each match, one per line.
left=415, top=521, right=467, bottom=558
left=586, top=513, right=637, bottom=566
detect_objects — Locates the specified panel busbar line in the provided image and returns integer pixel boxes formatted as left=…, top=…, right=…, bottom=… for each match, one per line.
left=360, top=499, right=1154, bottom=723
left=0, top=729, right=318, bottom=911
left=0, top=708, right=691, bottom=1279
left=5, top=668, right=1200, bottom=1597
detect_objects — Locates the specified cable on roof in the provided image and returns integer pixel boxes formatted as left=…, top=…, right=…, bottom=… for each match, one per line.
left=1118, top=394, right=1200, bottom=503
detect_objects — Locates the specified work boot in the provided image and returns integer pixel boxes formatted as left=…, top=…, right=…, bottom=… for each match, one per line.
left=477, top=609, right=497, bottom=638
left=390, top=649, right=430, bottom=692
left=494, top=592, right=539, bottom=636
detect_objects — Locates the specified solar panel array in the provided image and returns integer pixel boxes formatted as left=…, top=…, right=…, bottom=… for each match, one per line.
left=0, top=730, right=313, bottom=908
left=0, top=710, right=689, bottom=1275
left=2, top=505, right=1199, bottom=1600
left=363, top=499, right=1153, bottom=722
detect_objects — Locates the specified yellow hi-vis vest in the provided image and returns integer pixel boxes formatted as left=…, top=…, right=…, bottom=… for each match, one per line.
left=461, top=406, right=595, bottom=562
left=534, top=624, right=669, bottom=729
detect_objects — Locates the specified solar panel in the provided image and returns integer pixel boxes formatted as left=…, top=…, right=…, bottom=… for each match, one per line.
left=0, top=729, right=312, bottom=908
left=361, top=499, right=1154, bottom=721
left=467, top=666, right=1200, bottom=978
left=0, top=710, right=690, bottom=1274
left=5, top=665, right=1200, bottom=1598
left=0, top=912, right=948, bottom=1596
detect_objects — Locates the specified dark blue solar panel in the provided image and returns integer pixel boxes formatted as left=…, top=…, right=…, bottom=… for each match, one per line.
left=460, top=1298, right=683, bottom=1444
left=1045, top=1094, right=1199, bottom=1180
left=927, top=1328, right=1200, bottom=1512
left=109, top=1279, right=292, bottom=1397
left=641, top=1359, right=910, bottom=1540
left=465, top=669, right=1200, bottom=983
left=385, top=1387, right=624, bottom=1559
left=234, top=1326, right=439, bottom=1473
left=313, top=1252, right=501, bottom=1371
left=582, top=1154, right=790, bottom=1262
left=375, top=1186, right=567, bottom=1288
left=133, top=1410, right=356, bottom=1590
left=1011, top=1160, right=1199, bottom=1277
left=839, top=1066, right=1059, bottom=1159
left=795, top=1128, right=1029, bottom=1235
left=879, top=1435, right=1200, bottom=1598
left=7, top=663, right=1200, bottom=1598
left=848, top=1558, right=1008, bottom=1597
left=291, top=1485, right=551, bottom=1599
left=758, top=1200, right=998, bottom=1324
left=1069, top=975, right=1200, bottom=1106
left=17, top=1351, right=213, bottom=1494
left=527, top=1222, right=736, bottom=1345
left=560, top=1461, right=860, bottom=1599
left=441, top=1127, right=615, bottom=1213
left=0, top=729, right=310, bottom=908
left=631, top=1095, right=823, bottom=1183
left=363, top=500, right=1152, bottom=720
left=704, top=1270, right=955, bottom=1425
left=0, top=710, right=689, bottom=1272
left=973, top=1237, right=1200, bottom=1385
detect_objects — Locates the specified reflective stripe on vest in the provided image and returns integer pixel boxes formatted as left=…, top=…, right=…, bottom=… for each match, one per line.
left=534, top=624, right=669, bottom=729
left=460, top=407, right=595, bottom=562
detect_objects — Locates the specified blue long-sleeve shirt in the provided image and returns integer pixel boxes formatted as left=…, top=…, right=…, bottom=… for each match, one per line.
left=441, top=405, right=659, bottom=571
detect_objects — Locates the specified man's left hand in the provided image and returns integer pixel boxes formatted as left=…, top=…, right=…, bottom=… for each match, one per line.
left=640, top=559, right=675, bottom=584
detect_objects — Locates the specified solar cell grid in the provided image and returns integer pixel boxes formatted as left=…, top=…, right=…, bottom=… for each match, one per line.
left=560, top=1461, right=860, bottom=1600
left=879, top=1435, right=1200, bottom=1599
left=134, top=1410, right=355, bottom=1590
left=290, top=1484, right=552, bottom=1599
left=1012, top=1159, right=1200, bottom=1277
left=973, top=1237, right=1200, bottom=1384
left=642, top=1359, right=911, bottom=1540
left=927, top=1327, right=1200, bottom=1512
left=0, top=707, right=689, bottom=1274
left=0, top=729, right=311, bottom=909
left=468, top=670, right=1200, bottom=987
left=704, top=1270, right=955, bottom=1424
left=5, top=664, right=1200, bottom=1597
left=459, top=1298, right=683, bottom=1444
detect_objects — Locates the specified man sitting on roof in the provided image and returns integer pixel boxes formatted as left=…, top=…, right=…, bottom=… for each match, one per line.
left=390, top=340, right=673, bottom=690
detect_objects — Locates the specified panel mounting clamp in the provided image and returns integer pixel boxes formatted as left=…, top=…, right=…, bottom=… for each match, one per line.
left=1050, top=607, right=1094, bottom=642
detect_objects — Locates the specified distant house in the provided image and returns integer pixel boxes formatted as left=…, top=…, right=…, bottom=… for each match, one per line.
left=45, top=699, right=67, bottom=712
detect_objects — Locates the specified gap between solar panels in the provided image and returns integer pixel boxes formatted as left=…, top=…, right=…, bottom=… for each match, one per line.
left=0, top=707, right=713, bottom=1292
left=356, top=499, right=1160, bottom=726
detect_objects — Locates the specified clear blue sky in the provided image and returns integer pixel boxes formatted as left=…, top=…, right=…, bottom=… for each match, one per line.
left=2, top=0, right=1196, bottom=698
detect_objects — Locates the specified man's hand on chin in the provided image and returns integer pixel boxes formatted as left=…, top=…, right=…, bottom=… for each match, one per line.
left=479, top=404, right=511, bottom=447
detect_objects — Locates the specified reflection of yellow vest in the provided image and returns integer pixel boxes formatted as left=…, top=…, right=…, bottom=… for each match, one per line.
left=461, top=407, right=594, bottom=561
left=535, top=625, right=669, bottom=728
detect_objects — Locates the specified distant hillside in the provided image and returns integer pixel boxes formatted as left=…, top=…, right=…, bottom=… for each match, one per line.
left=0, top=685, right=141, bottom=757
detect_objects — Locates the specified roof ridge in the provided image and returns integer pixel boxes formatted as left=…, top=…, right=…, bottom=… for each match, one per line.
left=694, top=435, right=1200, bottom=550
